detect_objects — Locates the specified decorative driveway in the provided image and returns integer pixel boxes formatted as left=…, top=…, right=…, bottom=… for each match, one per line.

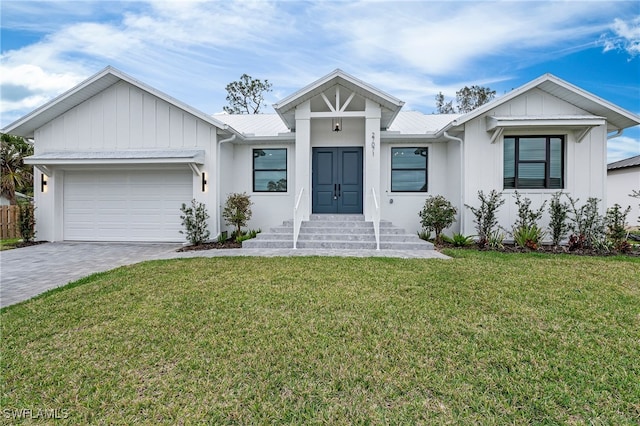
left=1, top=242, right=448, bottom=308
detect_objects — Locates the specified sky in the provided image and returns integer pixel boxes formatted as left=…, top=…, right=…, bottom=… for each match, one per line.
left=1, top=0, right=639, bottom=162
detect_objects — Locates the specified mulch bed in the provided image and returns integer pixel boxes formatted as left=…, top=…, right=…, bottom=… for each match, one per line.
left=177, top=240, right=242, bottom=252
left=9, top=241, right=48, bottom=249
left=437, top=242, right=640, bottom=257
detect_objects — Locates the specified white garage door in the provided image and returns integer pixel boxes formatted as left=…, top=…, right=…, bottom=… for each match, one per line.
left=64, top=169, right=193, bottom=242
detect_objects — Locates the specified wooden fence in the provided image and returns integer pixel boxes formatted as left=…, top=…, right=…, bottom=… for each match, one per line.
left=0, top=205, right=21, bottom=239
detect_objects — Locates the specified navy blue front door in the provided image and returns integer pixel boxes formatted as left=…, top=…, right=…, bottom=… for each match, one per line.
left=312, top=147, right=363, bottom=214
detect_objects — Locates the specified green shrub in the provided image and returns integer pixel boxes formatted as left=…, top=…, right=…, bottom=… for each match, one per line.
left=442, top=233, right=475, bottom=247
left=548, top=191, right=570, bottom=246
left=236, top=228, right=261, bottom=243
left=605, top=203, right=631, bottom=247
left=222, top=192, right=253, bottom=239
left=513, top=225, right=545, bottom=250
left=179, top=199, right=210, bottom=245
left=465, top=190, right=505, bottom=249
left=18, top=202, right=36, bottom=242
left=487, top=230, right=505, bottom=250
left=512, top=192, right=546, bottom=249
left=567, top=196, right=605, bottom=249
left=417, top=230, right=432, bottom=242
left=418, top=195, right=457, bottom=245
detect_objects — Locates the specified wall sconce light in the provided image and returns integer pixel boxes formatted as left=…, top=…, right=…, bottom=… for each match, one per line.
left=41, top=174, right=48, bottom=193
left=332, top=117, right=342, bottom=132
left=371, top=132, right=376, bottom=155
left=201, top=172, right=207, bottom=192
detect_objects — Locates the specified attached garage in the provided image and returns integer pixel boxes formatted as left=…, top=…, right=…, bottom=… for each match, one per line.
left=63, top=169, right=193, bottom=242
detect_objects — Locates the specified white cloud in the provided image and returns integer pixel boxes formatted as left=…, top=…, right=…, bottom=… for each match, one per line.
left=322, top=1, right=616, bottom=76
left=607, top=135, right=640, bottom=163
left=601, top=16, right=640, bottom=58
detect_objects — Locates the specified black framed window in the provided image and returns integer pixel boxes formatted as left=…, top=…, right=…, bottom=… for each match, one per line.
left=253, top=148, right=287, bottom=192
left=504, top=136, right=564, bottom=189
left=391, top=147, right=428, bottom=192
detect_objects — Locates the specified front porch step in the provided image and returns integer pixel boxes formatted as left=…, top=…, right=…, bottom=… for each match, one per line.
left=242, top=215, right=434, bottom=251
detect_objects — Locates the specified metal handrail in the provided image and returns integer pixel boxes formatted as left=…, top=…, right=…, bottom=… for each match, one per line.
left=293, top=187, right=304, bottom=249
left=371, top=188, right=380, bottom=250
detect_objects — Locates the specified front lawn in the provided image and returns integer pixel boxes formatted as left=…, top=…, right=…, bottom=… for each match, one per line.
left=2, top=251, right=638, bottom=424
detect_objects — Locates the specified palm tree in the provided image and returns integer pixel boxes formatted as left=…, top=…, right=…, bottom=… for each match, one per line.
left=1, top=134, right=33, bottom=204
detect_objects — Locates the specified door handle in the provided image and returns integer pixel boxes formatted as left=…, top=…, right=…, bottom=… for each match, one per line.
left=338, top=184, right=341, bottom=197
left=333, top=183, right=337, bottom=199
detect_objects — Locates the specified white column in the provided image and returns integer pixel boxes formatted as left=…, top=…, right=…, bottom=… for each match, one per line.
left=295, top=100, right=311, bottom=220
left=364, top=99, right=381, bottom=221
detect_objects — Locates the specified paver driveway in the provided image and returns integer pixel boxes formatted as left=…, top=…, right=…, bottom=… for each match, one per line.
left=1, top=242, right=448, bottom=308
left=0, top=242, right=183, bottom=308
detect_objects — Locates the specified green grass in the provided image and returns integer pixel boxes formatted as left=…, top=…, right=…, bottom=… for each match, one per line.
left=2, top=251, right=639, bottom=424
left=0, top=238, right=21, bottom=251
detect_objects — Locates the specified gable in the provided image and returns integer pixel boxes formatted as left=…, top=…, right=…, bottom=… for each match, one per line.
left=34, top=80, right=221, bottom=151
left=273, top=69, right=404, bottom=130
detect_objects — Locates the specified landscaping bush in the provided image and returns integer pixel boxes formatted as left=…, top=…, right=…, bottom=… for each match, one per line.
left=223, top=192, right=253, bottom=239
left=605, top=203, right=631, bottom=249
left=465, top=190, right=505, bottom=249
left=548, top=191, right=570, bottom=246
left=418, top=195, right=457, bottom=245
left=18, top=202, right=36, bottom=242
left=442, top=233, right=475, bottom=247
left=567, top=196, right=605, bottom=249
left=511, top=191, right=546, bottom=249
left=180, top=199, right=210, bottom=245
left=235, top=228, right=261, bottom=243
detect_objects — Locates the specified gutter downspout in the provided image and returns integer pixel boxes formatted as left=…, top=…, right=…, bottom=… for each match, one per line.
left=216, top=131, right=237, bottom=238
left=607, top=129, right=623, bottom=139
left=443, top=129, right=465, bottom=236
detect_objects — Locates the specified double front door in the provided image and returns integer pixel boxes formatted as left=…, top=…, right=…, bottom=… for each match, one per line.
left=312, top=147, right=363, bottom=214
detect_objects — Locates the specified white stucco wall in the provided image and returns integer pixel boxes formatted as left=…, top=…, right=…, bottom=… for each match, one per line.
left=380, top=141, right=450, bottom=235
left=222, top=142, right=295, bottom=235
left=607, top=167, right=640, bottom=228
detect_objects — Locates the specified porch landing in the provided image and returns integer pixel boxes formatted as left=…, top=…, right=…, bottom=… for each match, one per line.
left=243, top=214, right=435, bottom=251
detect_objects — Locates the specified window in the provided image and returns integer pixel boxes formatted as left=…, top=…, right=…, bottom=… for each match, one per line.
left=504, top=136, right=564, bottom=189
left=391, top=147, right=428, bottom=192
left=253, top=148, right=287, bottom=192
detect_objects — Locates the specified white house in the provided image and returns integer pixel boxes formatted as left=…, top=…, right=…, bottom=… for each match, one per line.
left=607, top=155, right=640, bottom=228
left=3, top=67, right=639, bottom=247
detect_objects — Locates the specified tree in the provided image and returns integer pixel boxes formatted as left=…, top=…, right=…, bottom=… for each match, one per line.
left=419, top=195, right=457, bottom=245
left=223, top=74, right=272, bottom=114
left=1, top=133, right=34, bottom=204
left=435, top=85, right=496, bottom=114
left=222, top=192, right=253, bottom=238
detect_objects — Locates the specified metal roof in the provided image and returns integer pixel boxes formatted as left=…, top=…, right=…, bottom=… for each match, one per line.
left=24, top=149, right=206, bottom=165
left=607, top=155, right=640, bottom=170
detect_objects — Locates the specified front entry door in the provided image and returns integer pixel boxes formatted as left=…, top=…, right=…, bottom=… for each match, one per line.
left=312, top=147, right=363, bottom=214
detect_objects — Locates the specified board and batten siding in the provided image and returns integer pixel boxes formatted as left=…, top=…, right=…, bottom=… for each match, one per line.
left=33, top=81, right=216, bottom=152
left=30, top=80, right=222, bottom=242
left=461, top=88, right=608, bottom=240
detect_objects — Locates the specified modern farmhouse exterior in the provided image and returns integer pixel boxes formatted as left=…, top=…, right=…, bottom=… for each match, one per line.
left=4, top=67, right=639, bottom=245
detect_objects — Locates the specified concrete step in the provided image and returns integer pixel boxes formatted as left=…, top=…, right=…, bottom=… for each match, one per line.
left=296, top=240, right=377, bottom=249
left=243, top=215, right=434, bottom=251
left=298, top=233, right=376, bottom=242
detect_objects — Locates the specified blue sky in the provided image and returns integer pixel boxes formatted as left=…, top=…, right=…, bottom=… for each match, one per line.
left=1, top=0, right=639, bottom=162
